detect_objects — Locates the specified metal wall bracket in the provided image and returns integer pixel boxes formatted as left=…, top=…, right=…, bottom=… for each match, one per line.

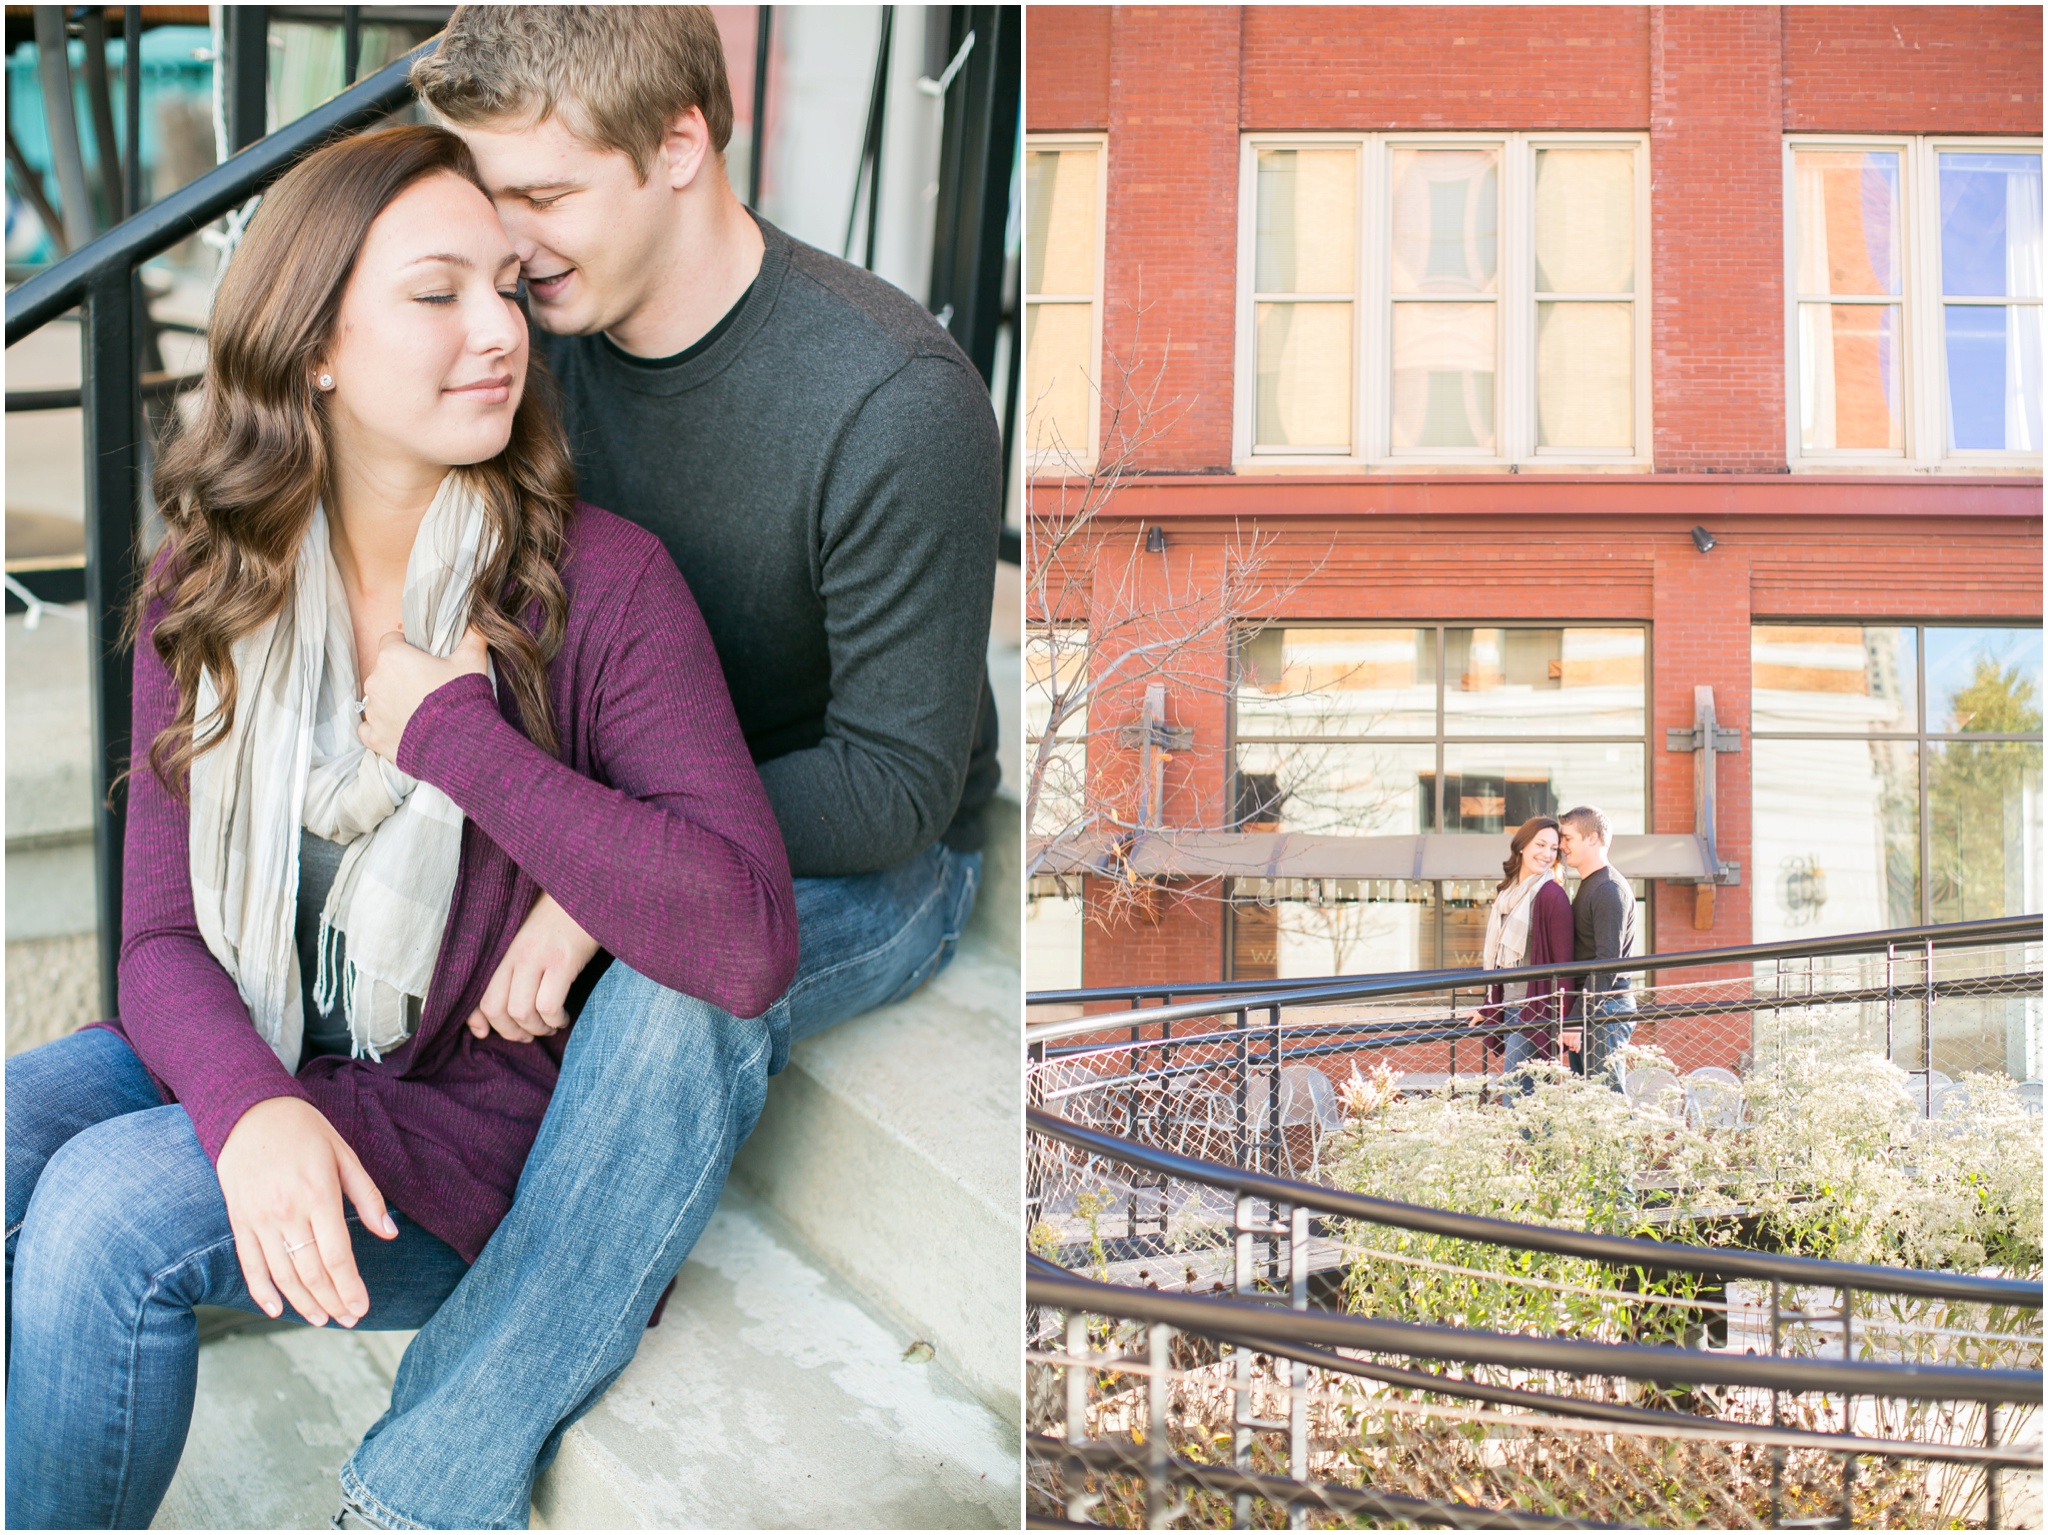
left=1666, top=725, right=1743, bottom=753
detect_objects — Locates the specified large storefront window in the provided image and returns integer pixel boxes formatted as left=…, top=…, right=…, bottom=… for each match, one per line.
left=1752, top=624, right=2043, bottom=941
left=1229, top=625, right=1649, bottom=978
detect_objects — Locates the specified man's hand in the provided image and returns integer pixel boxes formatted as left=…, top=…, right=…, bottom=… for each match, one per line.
left=216, top=1096, right=398, bottom=1327
left=468, top=891, right=599, bottom=1044
left=359, top=626, right=489, bottom=760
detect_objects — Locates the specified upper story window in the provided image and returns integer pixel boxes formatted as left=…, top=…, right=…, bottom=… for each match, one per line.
left=1024, top=137, right=1106, bottom=471
left=1786, top=137, right=2042, bottom=466
left=1238, top=133, right=1649, bottom=466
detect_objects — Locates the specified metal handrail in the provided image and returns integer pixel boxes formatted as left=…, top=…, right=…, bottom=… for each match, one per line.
left=1028, top=1108, right=2045, bottom=1310
left=4, top=40, right=438, bottom=1016
left=1026, top=914, right=2044, bottom=1044
left=6, top=44, right=435, bottom=343
left=1028, top=1266, right=2042, bottom=1407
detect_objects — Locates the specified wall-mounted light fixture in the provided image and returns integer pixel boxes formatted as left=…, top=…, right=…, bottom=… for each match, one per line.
left=1691, top=526, right=1717, bottom=554
left=1145, top=525, right=1167, bottom=554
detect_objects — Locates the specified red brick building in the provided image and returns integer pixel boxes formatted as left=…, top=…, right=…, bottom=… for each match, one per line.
left=1023, top=6, right=2042, bottom=1074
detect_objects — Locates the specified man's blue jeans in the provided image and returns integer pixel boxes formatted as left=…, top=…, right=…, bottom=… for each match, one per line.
left=1583, top=992, right=1638, bottom=1088
left=5, top=1027, right=470, bottom=1529
left=340, top=839, right=981, bottom=1529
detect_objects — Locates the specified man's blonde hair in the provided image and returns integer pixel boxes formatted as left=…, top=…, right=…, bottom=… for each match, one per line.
left=411, top=6, right=734, bottom=179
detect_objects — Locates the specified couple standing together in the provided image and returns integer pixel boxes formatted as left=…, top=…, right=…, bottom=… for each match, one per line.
left=6, top=7, right=1000, bottom=1529
left=1477, top=806, right=1640, bottom=1092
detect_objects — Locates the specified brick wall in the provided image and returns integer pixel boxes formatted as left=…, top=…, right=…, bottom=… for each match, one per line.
left=1025, top=4, right=1110, bottom=129
left=1649, top=6, right=1787, bottom=471
left=1065, top=507, right=2041, bottom=990
left=1241, top=5, right=1650, bottom=129
left=1782, top=6, right=2042, bottom=133
left=1098, top=6, right=1243, bottom=471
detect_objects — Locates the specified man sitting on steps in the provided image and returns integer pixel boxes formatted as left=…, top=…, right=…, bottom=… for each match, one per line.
left=337, top=7, right=1002, bottom=1526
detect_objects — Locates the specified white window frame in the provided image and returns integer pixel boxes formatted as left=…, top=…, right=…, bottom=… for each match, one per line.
left=1024, top=132, right=1109, bottom=474
left=1233, top=131, right=1652, bottom=469
left=1783, top=133, right=2044, bottom=470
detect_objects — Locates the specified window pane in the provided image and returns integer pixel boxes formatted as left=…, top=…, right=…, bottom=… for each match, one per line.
left=1255, top=302, right=1353, bottom=448
left=1792, top=150, right=1902, bottom=296
left=1944, top=303, right=2044, bottom=452
left=1536, top=302, right=1632, bottom=449
left=1439, top=743, right=1644, bottom=835
left=1024, top=302, right=1094, bottom=460
left=1391, top=303, right=1495, bottom=451
left=1442, top=627, right=1645, bottom=736
left=1752, top=738, right=1920, bottom=941
left=1256, top=148, right=1357, bottom=293
left=1234, top=742, right=1436, bottom=835
left=1025, top=626, right=1088, bottom=741
left=1751, top=625, right=1918, bottom=734
left=1925, top=627, right=2043, bottom=735
left=1533, top=148, right=1634, bottom=294
left=1024, top=148, right=1098, bottom=295
left=1235, top=627, right=1437, bottom=738
left=1390, top=148, right=1499, bottom=295
left=1024, top=889, right=1085, bottom=991
left=1798, top=303, right=1903, bottom=451
left=1232, top=883, right=1433, bottom=981
left=1938, top=152, right=2043, bottom=299
left=1929, top=741, right=2043, bottom=922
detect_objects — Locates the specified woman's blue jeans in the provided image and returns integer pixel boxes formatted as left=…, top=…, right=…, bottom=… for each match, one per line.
left=5, top=1027, right=469, bottom=1530
left=340, top=839, right=981, bottom=1529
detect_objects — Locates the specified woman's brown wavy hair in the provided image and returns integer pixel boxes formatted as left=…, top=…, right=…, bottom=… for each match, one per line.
left=1497, top=816, right=1562, bottom=893
left=132, top=123, right=572, bottom=794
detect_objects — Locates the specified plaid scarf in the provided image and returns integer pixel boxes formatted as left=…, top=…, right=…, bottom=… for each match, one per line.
left=188, top=474, right=494, bottom=1070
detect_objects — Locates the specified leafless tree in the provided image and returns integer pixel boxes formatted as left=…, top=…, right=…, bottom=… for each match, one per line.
left=1024, top=302, right=1351, bottom=931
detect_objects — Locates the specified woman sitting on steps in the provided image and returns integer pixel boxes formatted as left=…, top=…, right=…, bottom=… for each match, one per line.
left=4, top=124, right=797, bottom=1529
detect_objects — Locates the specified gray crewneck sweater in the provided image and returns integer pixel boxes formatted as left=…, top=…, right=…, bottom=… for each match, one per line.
left=537, top=216, right=1002, bottom=877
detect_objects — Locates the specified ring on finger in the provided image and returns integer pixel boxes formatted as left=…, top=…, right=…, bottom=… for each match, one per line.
left=285, top=1236, right=318, bottom=1255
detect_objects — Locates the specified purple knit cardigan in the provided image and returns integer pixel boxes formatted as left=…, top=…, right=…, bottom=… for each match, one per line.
left=100, top=504, right=799, bottom=1263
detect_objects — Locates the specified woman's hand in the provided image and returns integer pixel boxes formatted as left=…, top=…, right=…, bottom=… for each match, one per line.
left=359, top=626, right=489, bottom=760
left=216, top=1096, right=399, bottom=1327
left=469, top=892, right=600, bottom=1043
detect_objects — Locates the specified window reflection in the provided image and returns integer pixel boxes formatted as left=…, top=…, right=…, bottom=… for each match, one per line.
left=1925, top=627, right=2044, bottom=734
left=1442, top=627, right=1645, bottom=736
left=1752, top=738, right=1920, bottom=942
left=1752, top=625, right=1916, bottom=734
left=1929, top=741, right=2044, bottom=924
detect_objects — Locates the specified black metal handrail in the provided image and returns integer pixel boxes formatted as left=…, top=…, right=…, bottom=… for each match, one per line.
left=4, top=42, right=436, bottom=1015
left=6, top=45, right=433, bottom=342
left=1028, top=1265, right=2041, bottom=1407
left=1020, top=1258, right=2033, bottom=1471
left=1026, top=914, right=2044, bottom=1044
left=1029, top=1108, right=2045, bottom=1310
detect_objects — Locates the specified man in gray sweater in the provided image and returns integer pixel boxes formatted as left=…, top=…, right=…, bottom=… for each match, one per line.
left=1559, top=804, right=1639, bottom=1088
left=339, top=9, right=1000, bottom=1525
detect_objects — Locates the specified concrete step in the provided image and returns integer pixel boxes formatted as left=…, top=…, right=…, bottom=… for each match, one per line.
left=530, top=1188, right=1018, bottom=1529
left=732, top=793, right=1020, bottom=1423
left=153, top=1316, right=412, bottom=1531
left=153, top=1189, right=1016, bottom=1529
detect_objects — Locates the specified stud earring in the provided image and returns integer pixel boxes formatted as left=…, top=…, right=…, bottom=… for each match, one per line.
left=317, top=374, right=334, bottom=390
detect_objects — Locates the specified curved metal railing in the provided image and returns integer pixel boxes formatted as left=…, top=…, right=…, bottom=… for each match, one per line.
left=1026, top=1109, right=2043, bottom=1530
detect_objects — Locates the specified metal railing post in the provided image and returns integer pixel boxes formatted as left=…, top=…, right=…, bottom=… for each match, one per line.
left=1924, top=938, right=1937, bottom=1114
left=1287, top=1201, right=1309, bottom=1530
left=1063, top=1309, right=1098, bottom=1525
left=1146, top=1320, right=1174, bottom=1529
left=223, top=7, right=271, bottom=154
left=1986, top=1400, right=2002, bottom=1529
left=80, top=265, right=142, bottom=1017
left=123, top=8, right=143, bottom=218
left=1231, top=1192, right=1254, bottom=1529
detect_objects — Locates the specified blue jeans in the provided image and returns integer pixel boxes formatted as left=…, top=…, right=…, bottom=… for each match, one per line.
left=5, top=1027, right=469, bottom=1530
left=1583, top=992, right=1638, bottom=1088
left=341, top=840, right=981, bottom=1529
left=1499, top=1010, right=1549, bottom=1099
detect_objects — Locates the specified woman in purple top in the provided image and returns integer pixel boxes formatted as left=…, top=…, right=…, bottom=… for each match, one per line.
left=4, top=127, right=796, bottom=1528
left=1473, top=816, right=1577, bottom=1097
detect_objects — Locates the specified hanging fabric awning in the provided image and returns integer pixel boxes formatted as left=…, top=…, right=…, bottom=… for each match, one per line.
left=1027, top=830, right=1715, bottom=882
